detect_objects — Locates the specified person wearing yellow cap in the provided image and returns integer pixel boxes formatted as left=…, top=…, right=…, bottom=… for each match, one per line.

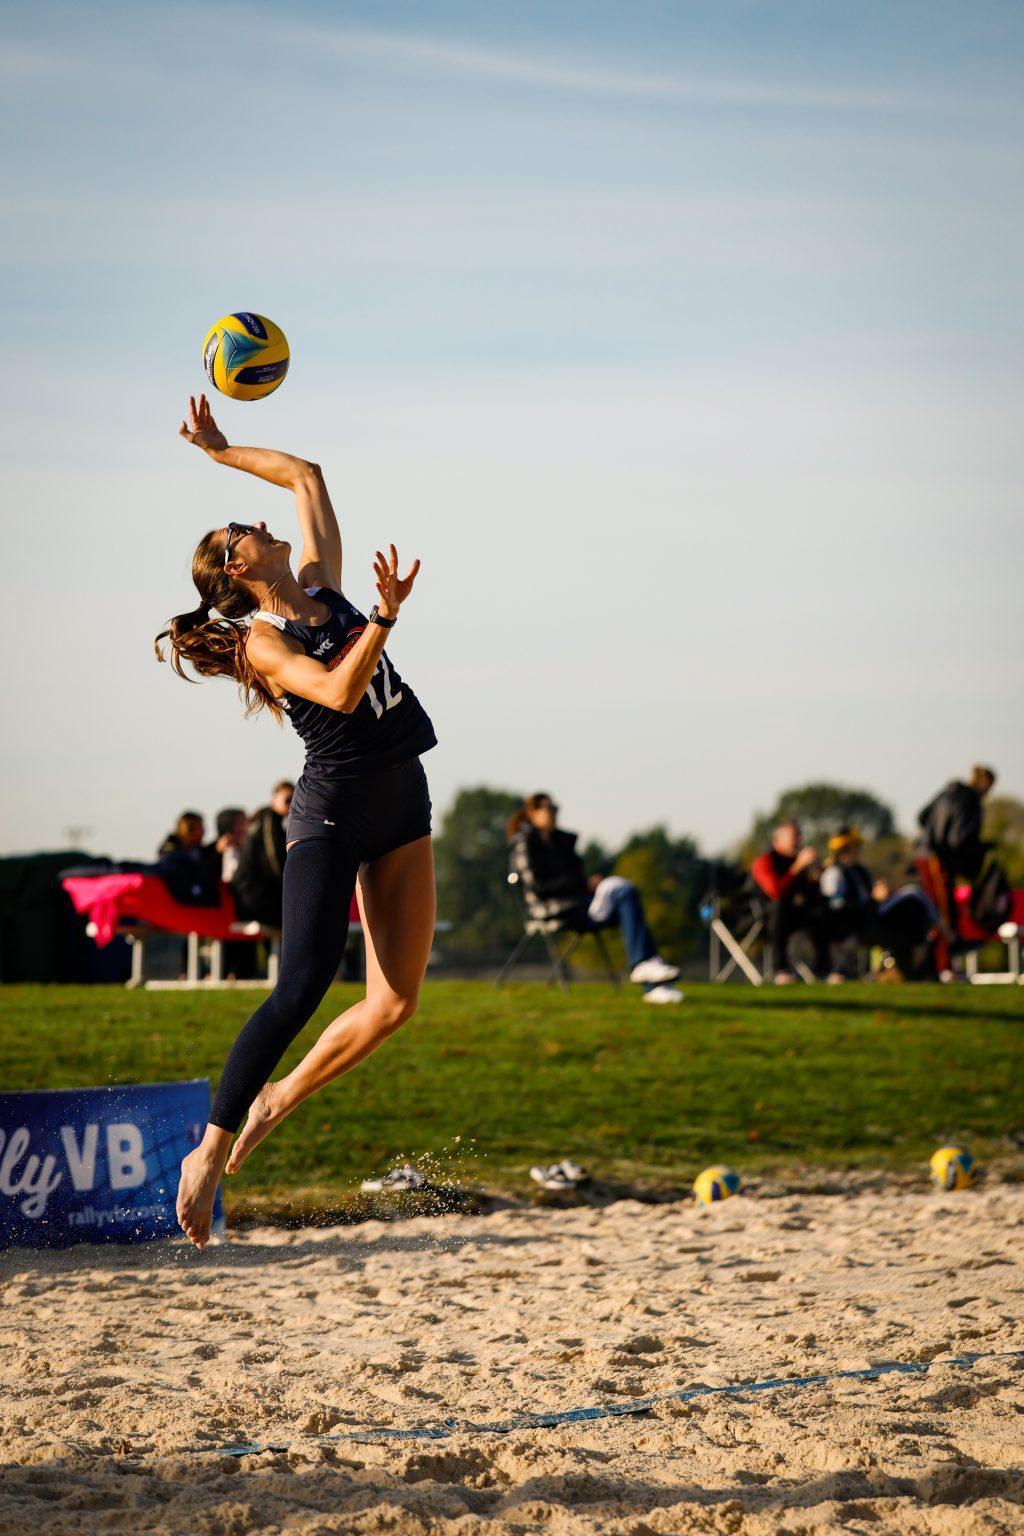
left=820, top=826, right=884, bottom=981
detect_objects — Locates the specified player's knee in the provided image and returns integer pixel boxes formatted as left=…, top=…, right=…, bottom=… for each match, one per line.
left=371, top=993, right=418, bottom=1036
left=274, top=971, right=331, bottom=1023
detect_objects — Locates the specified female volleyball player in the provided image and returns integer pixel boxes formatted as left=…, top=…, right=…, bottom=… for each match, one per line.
left=157, top=395, right=437, bottom=1249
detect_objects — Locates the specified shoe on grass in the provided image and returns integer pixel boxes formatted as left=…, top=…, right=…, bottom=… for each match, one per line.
left=773, top=971, right=796, bottom=985
left=554, top=1158, right=587, bottom=1184
left=629, top=956, right=680, bottom=985
left=642, top=984, right=683, bottom=1004
left=530, top=1160, right=588, bottom=1191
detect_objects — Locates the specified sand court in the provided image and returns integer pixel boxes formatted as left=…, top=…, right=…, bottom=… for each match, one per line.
left=2, top=1185, right=1022, bottom=1534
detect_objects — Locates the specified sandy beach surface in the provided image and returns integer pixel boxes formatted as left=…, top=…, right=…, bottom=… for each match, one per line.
left=2, top=1185, right=1022, bottom=1535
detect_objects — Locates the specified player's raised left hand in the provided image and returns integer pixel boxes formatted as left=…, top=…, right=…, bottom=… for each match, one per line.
left=373, top=544, right=420, bottom=619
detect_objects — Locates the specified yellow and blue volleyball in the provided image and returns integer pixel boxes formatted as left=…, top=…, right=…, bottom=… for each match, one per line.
left=692, top=1165, right=742, bottom=1205
left=929, top=1145, right=976, bottom=1191
left=202, top=312, right=289, bottom=401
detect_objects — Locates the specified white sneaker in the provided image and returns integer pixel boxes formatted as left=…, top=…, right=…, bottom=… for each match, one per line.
left=530, top=1160, right=589, bottom=1191
left=643, top=984, right=684, bottom=1005
left=630, top=956, right=680, bottom=985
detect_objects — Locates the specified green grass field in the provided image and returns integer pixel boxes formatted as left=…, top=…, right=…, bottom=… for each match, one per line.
left=2, top=981, right=1022, bottom=1213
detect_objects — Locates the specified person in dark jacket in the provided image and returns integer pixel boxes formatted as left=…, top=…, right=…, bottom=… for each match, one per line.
left=506, top=793, right=682, bottom=1002
left=157, top=811, right=222, bottom=906
left=918, top=767, right=995, bottom=881
left=231, top=781, right=293, bottom=929
left=750, top=820, right=829, bottom=983
left=916, top=765, right=996, bottom=976
left=214, top=806, right=254, bottom=978
left=820, top=826, right=883, bottom=980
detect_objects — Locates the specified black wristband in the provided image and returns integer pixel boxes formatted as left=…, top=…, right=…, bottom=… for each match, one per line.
left=368, top=605, right=397, bottom=629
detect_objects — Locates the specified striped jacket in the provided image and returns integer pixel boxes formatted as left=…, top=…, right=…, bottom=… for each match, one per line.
left=508, top=827, right=590, bottom=925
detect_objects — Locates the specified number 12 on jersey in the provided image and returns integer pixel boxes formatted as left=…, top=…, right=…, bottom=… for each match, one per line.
left=365, top=654, right=403, bottom=719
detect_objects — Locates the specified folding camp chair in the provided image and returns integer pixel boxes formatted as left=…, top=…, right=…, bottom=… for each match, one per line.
left=496, top=874, right=621, bottom=991
left=705, top=888, right=820, bottom=985
left=706, top=892, right=768, bottom=986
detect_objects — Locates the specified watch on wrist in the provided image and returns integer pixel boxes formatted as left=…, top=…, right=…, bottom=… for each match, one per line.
left=369, top=605, right=397, bottom=629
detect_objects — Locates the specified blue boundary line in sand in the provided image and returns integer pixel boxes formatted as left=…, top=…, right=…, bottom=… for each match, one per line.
left=196, top=1348, right=1024, bottom=1458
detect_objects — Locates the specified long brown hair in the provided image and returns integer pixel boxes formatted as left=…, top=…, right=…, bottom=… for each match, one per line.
left=154, top=529, right=283, bottom=719
left=506, top=793, right=554, bottom=839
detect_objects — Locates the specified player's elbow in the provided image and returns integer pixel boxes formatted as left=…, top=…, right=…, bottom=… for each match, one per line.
left=298, top=460, right=323, bottom=484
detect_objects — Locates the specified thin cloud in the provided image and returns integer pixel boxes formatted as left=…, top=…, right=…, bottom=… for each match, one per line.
left=0, top=11, right=1004, bottom=122
left=316, top=26, right=924, bottom=114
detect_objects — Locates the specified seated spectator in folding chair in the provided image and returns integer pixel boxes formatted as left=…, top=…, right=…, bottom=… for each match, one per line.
left=823, top=841, right=941, bottom=982
left=506, top=793, right=682, bottom=1003
left=916, top=765, right=996, bottom=978
left=871, top=880, right=939, bottom=980
left=820, top=826, right=882, bottom=981
left=751, top=819, right=829, bottom=983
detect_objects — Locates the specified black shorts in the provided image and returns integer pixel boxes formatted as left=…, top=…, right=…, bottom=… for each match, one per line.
left=286, top=757, right=432, bottom=860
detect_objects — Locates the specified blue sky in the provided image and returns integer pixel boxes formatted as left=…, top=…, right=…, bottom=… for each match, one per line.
left=1, top=0, right=1021, bottom=857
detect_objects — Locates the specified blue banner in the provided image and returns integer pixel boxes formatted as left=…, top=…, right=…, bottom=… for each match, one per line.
left=0, top=1080, right=223, bottom=1248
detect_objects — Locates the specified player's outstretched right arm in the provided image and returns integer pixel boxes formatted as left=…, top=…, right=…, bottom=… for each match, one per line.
left=178, top=393, right=343, bottom=593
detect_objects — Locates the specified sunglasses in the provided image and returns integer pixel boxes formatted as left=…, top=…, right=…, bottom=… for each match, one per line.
left=225, top=522, right=256, bottom=566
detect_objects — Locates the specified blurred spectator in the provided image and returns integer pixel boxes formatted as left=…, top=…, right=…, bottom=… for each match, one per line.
left=916, top=765, right=997, bottom=975
left=214, top=807, right=249, bottom=885
left=918, top=766, right=996, bottom=882
left=751, top=820, right=829, bottom=983
left=821, top=827, right=886, bottom=980
left=232, top=780, right=293, bottom=928
left=157, top=811, right=220, bottom=906
left=158, top=810, right=205, bottom=860
left=507, top=793, right=682, bottom=1002
left=213, top=806, right=253, bottom=980
left=871, top=880, right=940, bottom=980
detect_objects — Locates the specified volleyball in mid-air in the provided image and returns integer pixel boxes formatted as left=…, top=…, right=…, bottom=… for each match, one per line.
left=202, top=312, right=289, bottom=401
left=692, top=1165, right=742, bottom=1204
left=929, top=1145, right=976, bottom=1191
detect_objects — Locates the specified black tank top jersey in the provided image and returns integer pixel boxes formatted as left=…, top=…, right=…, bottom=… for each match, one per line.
left=254, top=588, right=437, bottom=780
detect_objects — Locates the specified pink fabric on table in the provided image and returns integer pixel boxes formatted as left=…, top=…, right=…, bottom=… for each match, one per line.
left=62, top=873, right=242, bottom=948
left=63, top=873, right=145, bottom=948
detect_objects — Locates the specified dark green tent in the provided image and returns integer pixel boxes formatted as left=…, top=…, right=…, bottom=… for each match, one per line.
left=0, top=851, right=130, bottom=983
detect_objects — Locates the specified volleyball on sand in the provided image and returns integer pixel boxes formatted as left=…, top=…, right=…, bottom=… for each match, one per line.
left=692, top=1165, right=742, bottom=1204
left=202, top=311, right=289, bottom=400
left=929, top=1145, right=976, bottom=1190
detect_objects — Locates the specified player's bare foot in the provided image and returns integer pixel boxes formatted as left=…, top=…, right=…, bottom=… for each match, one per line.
left=176, top=1144, right=224, bottom=1250
left=226, top=1083, right=286, bottom=1175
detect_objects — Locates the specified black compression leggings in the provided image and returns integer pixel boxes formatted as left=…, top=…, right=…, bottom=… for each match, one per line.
left=209, top=839, right=357, bottom=1132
